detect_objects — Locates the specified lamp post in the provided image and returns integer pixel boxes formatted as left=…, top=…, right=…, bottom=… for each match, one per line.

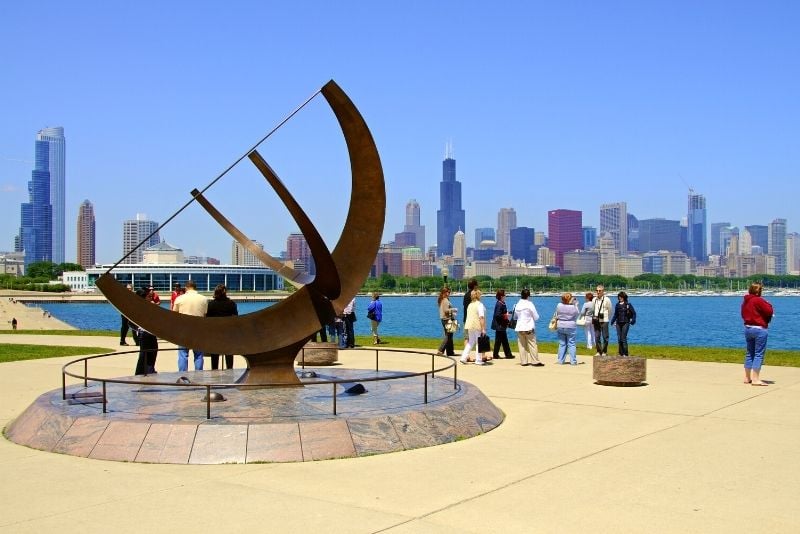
left=442, top=265, right=449, bottom=289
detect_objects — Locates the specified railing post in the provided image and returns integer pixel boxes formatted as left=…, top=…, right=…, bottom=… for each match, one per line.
left=301, top=347, right=305, bottom=369
left=62, top=371, right=66, bottom=400
left=102, top=381, right=107, bottom=413
left=375, top=349, right=379, bottom=373
left=453, top=357, right=458, bottom=389
left=84, top=360, right=88, bottom=388
left=424, top=373, right=428, bottom=404
left=206, top=385, right=211, bottom=420
left=332, top=383, right=337, bottom=415
left=431, top=354, right=435, bottom=377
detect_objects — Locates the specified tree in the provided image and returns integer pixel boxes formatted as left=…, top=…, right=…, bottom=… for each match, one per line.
left=25, top=261, right=57, bottom=280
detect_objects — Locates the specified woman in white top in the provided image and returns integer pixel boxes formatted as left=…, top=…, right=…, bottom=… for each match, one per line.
left=579, top=292, right=596, bottom=350
left=460, top=289, right=488, bottom=365
left=512, top=288, right=543, bottom=366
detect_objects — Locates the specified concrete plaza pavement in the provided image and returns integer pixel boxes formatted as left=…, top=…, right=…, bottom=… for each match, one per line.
left=1, top=333, right=799, bottom=533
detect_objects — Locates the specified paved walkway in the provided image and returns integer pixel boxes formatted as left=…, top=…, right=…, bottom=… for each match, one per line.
left=1, top=334, right=799, bottom=533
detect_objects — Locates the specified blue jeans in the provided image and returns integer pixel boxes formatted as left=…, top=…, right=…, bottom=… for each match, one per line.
left=615, top=323, right=630, bottom=356
left=178, top=347, right=204, bottom=371
left=557, top=327, right=577, bottom=364
left=744, top=326, right=768, bottom=371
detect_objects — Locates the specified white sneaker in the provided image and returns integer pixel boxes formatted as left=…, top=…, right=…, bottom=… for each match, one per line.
left=475, top=359, right=485, bottom=365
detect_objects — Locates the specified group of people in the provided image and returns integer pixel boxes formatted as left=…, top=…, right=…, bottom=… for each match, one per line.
left=439, top=281, right=638, bottom=367
left=121, top=281, right=239, bottom=376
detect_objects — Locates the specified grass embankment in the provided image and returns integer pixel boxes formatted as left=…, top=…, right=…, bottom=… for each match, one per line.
left=2, top=331, right=799, bottom=367
left=0, top=344, right=114, bottom=363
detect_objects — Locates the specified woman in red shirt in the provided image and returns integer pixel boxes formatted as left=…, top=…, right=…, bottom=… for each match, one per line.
left=740, top=282, right=774, bottom=386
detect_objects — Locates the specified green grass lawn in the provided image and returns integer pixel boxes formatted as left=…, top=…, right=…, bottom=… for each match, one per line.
left=0, top=343, right=113, bottom=363
left=353, top=335, right=800, bottom=367
left=2, top=331, right=799, bottom=367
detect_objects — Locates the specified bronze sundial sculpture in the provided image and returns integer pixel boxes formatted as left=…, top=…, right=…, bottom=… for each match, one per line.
left=96, top=80, right=385, bottom=385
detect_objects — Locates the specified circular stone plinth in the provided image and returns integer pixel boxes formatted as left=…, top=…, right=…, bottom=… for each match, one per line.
left=593, top=355, right=647, bottom=386
left=4, top=368, right=502, bottom=464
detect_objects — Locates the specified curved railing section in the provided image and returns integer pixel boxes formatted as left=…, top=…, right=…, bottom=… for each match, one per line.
left=62, top=347, right=460, bottom=419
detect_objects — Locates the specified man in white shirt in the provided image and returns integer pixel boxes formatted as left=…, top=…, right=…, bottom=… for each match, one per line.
left=343, top=297, right=356, bottom=348
left=173, top=280, right=208, bottom=371
left=592, top=285, right=612, bottom=356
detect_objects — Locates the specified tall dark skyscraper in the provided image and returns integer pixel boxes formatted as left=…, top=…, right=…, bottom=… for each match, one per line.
left=436, top=143, right=465, bottom=257
left=710, top=222, right=731, bottom=256
left=17, top=139, right=53, bottom=267
left=687, top=190, right=707, bottom=261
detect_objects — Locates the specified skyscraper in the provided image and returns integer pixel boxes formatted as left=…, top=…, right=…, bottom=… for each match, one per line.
left=627, top=213, right=640, bottom=253
left=510, top=226, right=535, bottom=263
left=452, top=230, right=466, bottom=261
left=496, top=208, right=517, bottom=254
left=403, top=199, right=425, bottom=252
left=232, top=239, right=265, bottom=266
left=123, top=214, right=160, bottom=264
left=768, top=218, right=787, bottom=274
left=744, top=225, right=769, bottom=251
left=582, top=226, right=597, bottom=249
left=37, top=127, right=66, bottom=264
left=548, top=209, right=582, bottom=269
left=710, top=222, right=731, bottom=256
left=76, top=200, right=95, bottom=268
left=436, top=143, right=465, bottom=256
left=475, top=227, right=495, bottom=248
left=286, top=233, right=314, bottom=274
left=600, top=202, right=627, bottom=254
left=17, top=139, right=53, bottom=267
left=639, top=218, right=682, bottom=253
left=687, top=190, right=707, bottom=261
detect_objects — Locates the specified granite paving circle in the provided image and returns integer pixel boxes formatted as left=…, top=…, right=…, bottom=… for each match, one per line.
left=5, top=368, right=503, bottom=464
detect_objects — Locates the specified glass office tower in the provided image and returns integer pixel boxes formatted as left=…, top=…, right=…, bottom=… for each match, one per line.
left=436, top=143, right=465, bottom=256
left=17, top=140, right=53, bottom=267
left=37, top=127, right=65, bottom=264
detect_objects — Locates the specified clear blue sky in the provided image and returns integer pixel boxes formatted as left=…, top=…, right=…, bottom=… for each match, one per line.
left=2, top=1, right=798, bottom=264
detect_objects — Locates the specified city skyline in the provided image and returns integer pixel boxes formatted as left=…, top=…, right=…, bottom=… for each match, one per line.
left=1, top=3, right=798, bottom=264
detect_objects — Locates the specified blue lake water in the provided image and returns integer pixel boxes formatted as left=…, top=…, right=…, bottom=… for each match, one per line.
left=33, top=295, right=799, bottom=350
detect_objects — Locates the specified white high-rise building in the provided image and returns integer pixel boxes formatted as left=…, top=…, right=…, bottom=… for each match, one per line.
left=452, top=230, right=466, bottom=261
left=231, top=239, right=265, bottom=266
left=600, top=202, right=628, bottom=254
left=768, top=218, right=787, bottom=274
left=37, top=127, right=66, bottom=264
left=404, top=199, right=425, bottom=252
left=497, top=208, right=517, bottom=254
left=122, top=214, right=160, bottom=264
left=786, top=233, right=800, bottom=274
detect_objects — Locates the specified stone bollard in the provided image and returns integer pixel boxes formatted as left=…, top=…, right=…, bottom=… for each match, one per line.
left=295, top=341, right=339, bottom=366
left=593, top=355, right=647, bottom=386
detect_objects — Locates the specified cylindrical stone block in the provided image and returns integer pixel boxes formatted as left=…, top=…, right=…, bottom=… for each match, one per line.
left=593, top=355, right=647, bottom=386
left=295, top=341, right=339, bottom=366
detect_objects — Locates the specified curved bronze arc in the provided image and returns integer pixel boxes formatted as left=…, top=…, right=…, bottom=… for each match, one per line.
left=96, top=79, right=385, bottom=359
left=322, top=80, right=385, bottom=313
left=191, top=188, right=308, bottom=288
left=247, top=150, right=340, bottom=300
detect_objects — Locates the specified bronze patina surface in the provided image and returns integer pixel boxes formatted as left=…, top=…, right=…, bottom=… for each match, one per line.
left=96, top=81, right=385, bottom=385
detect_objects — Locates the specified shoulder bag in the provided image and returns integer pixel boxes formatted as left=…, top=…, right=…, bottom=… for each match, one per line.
left=548, top=311, right=558, bottom=331
left=508, top=304, right=517, bottom=329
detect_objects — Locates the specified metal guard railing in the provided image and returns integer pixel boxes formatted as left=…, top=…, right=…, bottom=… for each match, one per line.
left=62, top=347, right=460, bottom=419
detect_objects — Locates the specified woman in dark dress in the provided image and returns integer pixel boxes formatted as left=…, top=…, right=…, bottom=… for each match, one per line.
left=134, top=287, right=159, bottom=375
left=491, top=289, right=513, bottom=359
left=206, top=284, right=238, bottom=369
